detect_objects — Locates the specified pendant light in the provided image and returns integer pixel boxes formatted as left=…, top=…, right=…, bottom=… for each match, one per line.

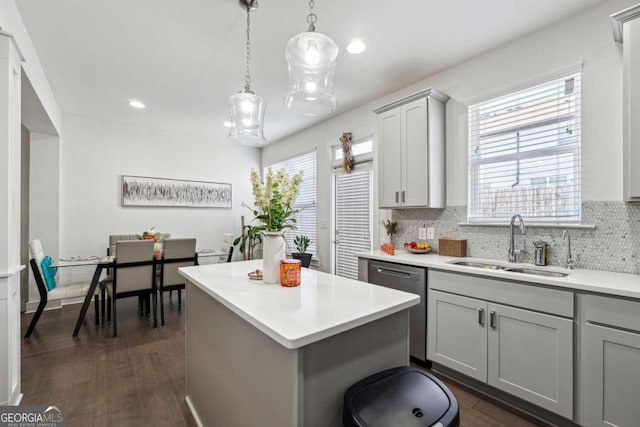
left=228, top=0, right=266, bottom=145
left=284, top=0, right=339, bottom=116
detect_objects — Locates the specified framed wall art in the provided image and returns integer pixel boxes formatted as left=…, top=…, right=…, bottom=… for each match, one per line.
left=122, top=175, right=232, bottom=208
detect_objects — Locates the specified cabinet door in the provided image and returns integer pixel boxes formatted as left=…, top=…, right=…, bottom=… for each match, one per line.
left=585, top=323, right=640, bottom=427
left=400, top=98, right=429, bottom=207
left=377, top=109, right=402, bottom=208
left=427, top=290, right=487, bottom=381
left=487, top=303, right=573, bottom=419
left=625, top=18, right=640, bottom=200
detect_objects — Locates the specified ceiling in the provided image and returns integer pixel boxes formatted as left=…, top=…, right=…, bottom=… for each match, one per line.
left=16, top=0, right=607, bottom=145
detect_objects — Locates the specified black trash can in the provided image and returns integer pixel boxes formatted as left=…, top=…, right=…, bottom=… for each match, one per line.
left=343, top=366, right=460, bottom=427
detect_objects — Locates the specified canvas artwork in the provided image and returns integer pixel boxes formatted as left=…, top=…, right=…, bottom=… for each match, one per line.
left=122, top=175, right=232, bottom=208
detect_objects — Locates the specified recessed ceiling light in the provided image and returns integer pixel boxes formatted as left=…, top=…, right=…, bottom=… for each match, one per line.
left=128, top=99, right=146, bottom=109
left=222, top=120, right=233, bottom=128
left=346, top=39, right=366, bottom=55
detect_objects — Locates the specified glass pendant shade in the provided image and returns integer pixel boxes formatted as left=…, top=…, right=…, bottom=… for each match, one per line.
left=228, top=89, right=266, bottom=145
left=285, top=31, right=339, bottom=116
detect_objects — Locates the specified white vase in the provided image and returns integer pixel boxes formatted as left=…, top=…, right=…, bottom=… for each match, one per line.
left=262, top=231, right=286, bottom=284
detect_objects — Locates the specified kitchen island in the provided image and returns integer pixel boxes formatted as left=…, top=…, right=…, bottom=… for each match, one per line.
left=179, top=260, right=419, bottom=427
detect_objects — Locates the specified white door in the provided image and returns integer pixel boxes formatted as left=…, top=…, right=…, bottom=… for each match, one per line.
left=333, top=164, right=372, bottom=279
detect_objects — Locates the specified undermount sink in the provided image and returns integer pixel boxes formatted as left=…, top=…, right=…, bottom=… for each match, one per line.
left=503, top=268, right=569, bottom=278
left=449, top=260, right=507, bottom=270
left=448, top=260, right=569, bottom=278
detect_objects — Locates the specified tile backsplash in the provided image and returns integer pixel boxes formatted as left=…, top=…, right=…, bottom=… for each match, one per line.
left=392, top=201, right=640, bottom=275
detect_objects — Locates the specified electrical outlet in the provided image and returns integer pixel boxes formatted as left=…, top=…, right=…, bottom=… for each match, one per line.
left=427, top=228, right=435, bottom=240
left=418, top=227, right=427, bottom=240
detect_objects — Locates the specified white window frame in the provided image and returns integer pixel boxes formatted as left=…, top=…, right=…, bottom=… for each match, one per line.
left=265, top=149, right=317, bottom=257
left=467, top=68, right=582, bottom=224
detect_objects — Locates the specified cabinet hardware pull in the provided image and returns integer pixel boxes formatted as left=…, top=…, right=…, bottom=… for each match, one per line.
left=395, top=191, right=399, bottom=203
left=376, top=267, right=411, bottom=279
left=401, top=190, right=405, bottom=203
left=478, top=308, right=485, bottom=325
left=489, top=311, right=496, bottom=329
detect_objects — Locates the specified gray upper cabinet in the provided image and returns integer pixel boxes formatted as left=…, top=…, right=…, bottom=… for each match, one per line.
left=375, top=89, right=449, bottom=208
left=612, top=5, right=640, bottom=202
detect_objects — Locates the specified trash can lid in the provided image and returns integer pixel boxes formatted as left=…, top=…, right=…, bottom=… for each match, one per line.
left=344, top=367, right=456, bottom=427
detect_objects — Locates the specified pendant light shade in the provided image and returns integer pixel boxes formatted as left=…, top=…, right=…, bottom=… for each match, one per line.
left=284, top=0, right=339, bottom=116
left=228, top=0, right=266, bottom=145
left=228, top=89, right=266, bottom=145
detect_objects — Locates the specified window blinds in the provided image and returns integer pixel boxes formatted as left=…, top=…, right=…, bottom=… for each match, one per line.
left=335, top=167, right=372, bottom=280
left=266, top=150, right=317, bottom=256
left=468, top=71, right=582, bottom=222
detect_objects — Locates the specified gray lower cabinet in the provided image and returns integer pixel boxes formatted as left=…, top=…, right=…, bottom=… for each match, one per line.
left=428, top=270, right=574, bottom=419
left=584, top=296, right=640, bottom=426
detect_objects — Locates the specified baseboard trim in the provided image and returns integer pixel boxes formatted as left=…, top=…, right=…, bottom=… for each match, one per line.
left=185, top=395, right=204, bottom=427
left=25, top=296, right=85, bottom=313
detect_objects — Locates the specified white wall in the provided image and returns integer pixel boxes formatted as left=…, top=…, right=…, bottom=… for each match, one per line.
left=28, top=133, right=60, bottom=300
left=263, top=0, right=633, bottom=272
left=56, top=113, right=261, bottom=283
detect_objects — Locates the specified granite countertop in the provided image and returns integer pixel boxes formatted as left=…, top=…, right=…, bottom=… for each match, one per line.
left=179, top=259, right=419, bottom=349
left=357, top=250, right=640, bottom=300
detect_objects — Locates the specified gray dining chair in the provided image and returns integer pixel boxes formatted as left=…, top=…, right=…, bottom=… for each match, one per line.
left=105, top=239, right=156, bottom=336
left=158, top=238, right=197, bottom=326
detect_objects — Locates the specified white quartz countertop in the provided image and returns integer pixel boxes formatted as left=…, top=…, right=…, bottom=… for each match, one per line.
left=357, top=250, right=640, bottom=299
left=179, top=260, right=419, bottom=349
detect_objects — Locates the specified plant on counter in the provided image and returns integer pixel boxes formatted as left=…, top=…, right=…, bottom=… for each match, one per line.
left=291, top=235, right=312, bottom=268
left=383, top=219, right=399, bottom=244
left=247, top=168, right=304, bottom=232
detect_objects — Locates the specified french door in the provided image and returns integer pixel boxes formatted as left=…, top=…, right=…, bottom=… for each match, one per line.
left=333, top=163, right=372, bottom=279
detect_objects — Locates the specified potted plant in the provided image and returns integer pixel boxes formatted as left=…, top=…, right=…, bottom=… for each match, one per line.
left=382, top=219, right=399, bottom=255
left=291, top=235, right=312, bottom=268
left=233, top=224, right=263, bottom=260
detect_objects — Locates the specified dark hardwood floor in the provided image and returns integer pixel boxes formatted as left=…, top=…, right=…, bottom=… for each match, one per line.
left=21, top=297, right=546, bottom=427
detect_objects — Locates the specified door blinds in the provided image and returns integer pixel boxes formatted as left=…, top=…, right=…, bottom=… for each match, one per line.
left=468, top=71, right=582, bottom=222
left=266, top=150, right=317, bottom=256
left=335, top=167, right=372, bottom=280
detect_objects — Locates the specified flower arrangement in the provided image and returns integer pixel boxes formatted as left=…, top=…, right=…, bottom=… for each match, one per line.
left=136, top=227, right=159, bottom=242
left=248, top=168, right=303, bottom=232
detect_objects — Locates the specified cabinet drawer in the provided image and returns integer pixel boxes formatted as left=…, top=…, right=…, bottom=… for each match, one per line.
left=429, top=269, right=573, bottom=318
left=586, top=295, right=640, bottom=332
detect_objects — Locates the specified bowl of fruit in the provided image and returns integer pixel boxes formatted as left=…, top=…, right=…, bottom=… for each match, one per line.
left=404, top=241, right=431, bottom=254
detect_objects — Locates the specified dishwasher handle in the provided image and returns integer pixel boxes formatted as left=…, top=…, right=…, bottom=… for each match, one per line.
left=376, top=267, right=412, bottom=279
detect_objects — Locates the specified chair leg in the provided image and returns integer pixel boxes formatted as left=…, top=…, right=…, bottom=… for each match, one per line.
left=107, top=296, right=112, bottom=322
left=178, top=289, right=182, bottom=307
left=152, top=292, right=157, bottom=328
left=169, top=290, right=173, bottom=301
left=138, top=295, right=144, bottom=314
left=160, top=290, right=165, bottom=327
left=112, top=297, right=117, bottom=337
left=94, top=295, right=99, bottom=325
left=101, top=287, right=106, bottom=321
left=24, top=299, right=47, bottom=339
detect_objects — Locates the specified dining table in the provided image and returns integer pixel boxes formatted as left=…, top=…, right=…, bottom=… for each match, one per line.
left=53, top=248, right=228, bottom=336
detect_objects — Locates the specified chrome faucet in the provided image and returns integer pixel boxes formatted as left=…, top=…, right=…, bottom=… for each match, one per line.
left=508, top=214, right=526, bottom=262
left=562, top=229, right=577, bottom=269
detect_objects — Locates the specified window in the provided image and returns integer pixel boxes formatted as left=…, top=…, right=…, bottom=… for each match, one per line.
left=468, top=71, right=581, bottom=222
left=332, top=137, right=373, bottom=162
left=265, top=150, right=317, bottom=256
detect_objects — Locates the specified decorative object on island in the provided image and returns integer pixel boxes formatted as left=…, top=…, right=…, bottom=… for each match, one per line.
left=340, top=132, right=354, bottom=173
left=291, top=235, right=312, bottom=267
left=122, top=175, right=232, bottom=208
left=438, top=237, right=467, bottom=257
left=284, top=0, right=339, bottom=116
left=280, top=259, right=302, bottom=287
left=234, top=224, right=263, bottom=260
left=245, top=168, right=304, bottom=284
left=228, top=0, right=266, bottom=146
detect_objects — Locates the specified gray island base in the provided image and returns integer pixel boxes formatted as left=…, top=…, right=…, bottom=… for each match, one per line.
left=180, top=260, right=419, bottom=427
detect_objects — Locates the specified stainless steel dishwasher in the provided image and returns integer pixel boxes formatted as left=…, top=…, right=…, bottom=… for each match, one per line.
left=367, top=260, right=427, bottom=361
